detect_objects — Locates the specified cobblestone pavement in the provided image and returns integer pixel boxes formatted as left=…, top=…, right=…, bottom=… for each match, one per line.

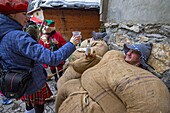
left=0, top=71, right=57, bottom=113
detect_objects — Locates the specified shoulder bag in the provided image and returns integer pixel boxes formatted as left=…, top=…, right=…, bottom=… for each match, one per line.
left=0, top=68, right=32, bottom=99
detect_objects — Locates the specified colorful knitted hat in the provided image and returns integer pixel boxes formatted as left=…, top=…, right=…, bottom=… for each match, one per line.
left=42, top=20, right=56, bottom=34
left=44, top=20, right=55, bottom=27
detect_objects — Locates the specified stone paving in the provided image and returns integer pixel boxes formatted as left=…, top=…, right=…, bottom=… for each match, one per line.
left=0, top=69, right=57, bottom=113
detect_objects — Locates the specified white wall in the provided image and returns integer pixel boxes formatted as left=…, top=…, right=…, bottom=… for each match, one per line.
left=106, top=0, right=170, bottom=24
left=65, top=0, right=100, bottom=3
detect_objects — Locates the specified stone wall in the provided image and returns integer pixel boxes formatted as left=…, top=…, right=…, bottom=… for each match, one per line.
left=103, top=22, right=170, bottom=90
left=105, top=23, right=170, bottom=48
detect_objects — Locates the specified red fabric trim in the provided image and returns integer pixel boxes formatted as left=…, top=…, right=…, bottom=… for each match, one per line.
left=20, top=83, right=52, bottom=106
left=30, top=16, right=42, bottom=25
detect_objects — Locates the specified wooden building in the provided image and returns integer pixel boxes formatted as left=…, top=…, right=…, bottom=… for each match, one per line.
left=28, top=0, right=101, bottom=41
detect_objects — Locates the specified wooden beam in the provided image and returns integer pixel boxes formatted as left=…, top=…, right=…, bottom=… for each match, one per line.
left=100, top=0, right=109, bottom=22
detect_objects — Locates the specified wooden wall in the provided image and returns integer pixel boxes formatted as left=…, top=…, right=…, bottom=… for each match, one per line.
left=43, top=8, right=101, bottom=41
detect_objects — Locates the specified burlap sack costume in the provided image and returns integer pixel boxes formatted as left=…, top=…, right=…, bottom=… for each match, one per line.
left=57, top=55, right=102, bottom=89
left=81, top=50, right=170, bottom=113
left=58, top=39, right=108, bottom=88
left=56, top=50, right=170, bottom=113
left=56, top=45, right=104, bottom=113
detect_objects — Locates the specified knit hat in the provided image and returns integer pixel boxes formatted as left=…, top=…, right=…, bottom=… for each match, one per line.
left=0, top=0, right=28, bottom=15
left=44, top=20, right=55, bottom=26
left=123, top=43, right=152, bottom=69
left=42, top=20, right=56, bottom=34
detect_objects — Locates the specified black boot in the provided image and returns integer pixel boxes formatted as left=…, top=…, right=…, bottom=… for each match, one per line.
left=54, top=74, right=58, bottom=82
left=58, top=71, right=63, bottom=78
left=51, top=69, right=58, bottom=82
left=51, top=69, right=56, bottom=74
left=54, top=71, right=63, bottom=90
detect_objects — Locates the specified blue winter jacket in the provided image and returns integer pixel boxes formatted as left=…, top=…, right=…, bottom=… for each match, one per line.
left=0, top=14, right=76, bottom=95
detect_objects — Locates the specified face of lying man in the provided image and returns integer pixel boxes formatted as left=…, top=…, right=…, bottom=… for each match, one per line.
left=125, top=49, right=141, bottom=67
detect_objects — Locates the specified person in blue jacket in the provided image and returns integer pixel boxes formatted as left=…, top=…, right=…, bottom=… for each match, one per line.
left=0, top=0, right=80, bottom=113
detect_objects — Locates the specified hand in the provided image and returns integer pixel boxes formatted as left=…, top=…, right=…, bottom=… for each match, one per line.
left=85, top=49, right=96, bottom=59
left=70, top=35, right=81, bottom=46
left=53, top=39, right=58, bottom=44
left=40, top=34, right=48, bottom=44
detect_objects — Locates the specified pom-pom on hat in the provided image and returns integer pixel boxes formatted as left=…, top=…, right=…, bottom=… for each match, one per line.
left=42, top=19, right=56, bottom=34
left=123, top=43, right=152, bottom=69
left=0, top=0, right=28, bottom=15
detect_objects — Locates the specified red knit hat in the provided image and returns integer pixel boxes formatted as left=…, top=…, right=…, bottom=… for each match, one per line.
left=0, top=0, right=28, bottom=15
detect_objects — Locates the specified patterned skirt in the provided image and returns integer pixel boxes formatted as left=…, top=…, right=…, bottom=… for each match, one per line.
left=20, top=83, right=53, bottom=106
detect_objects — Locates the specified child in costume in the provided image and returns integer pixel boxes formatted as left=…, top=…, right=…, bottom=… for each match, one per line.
left=39, top=20, right=66, bottom=82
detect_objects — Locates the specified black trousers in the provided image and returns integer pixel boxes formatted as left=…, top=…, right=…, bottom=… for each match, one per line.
left=26, top=101, right=44, bottom=113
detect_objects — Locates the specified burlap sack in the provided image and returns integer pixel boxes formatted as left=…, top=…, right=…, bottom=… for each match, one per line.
left=58, top=92, right=104, bottom=113
left=81, top=39, right=109, bottom=57
left=80, top=38, right=93, bottom=47
left=57, top=66, right=81, bottom=89
left=71, top=55, right=102, bottom=74
left=56, top=79, right=104, bottom=113
left=55, top=79, right=82, bottom=112
left=81, top=50, right=170, bottom=113
left=58, top=54, right=102, bottom=88
left=148, top=43, right=170, bottom=73
left=68, top=50, right=85, bottom=62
